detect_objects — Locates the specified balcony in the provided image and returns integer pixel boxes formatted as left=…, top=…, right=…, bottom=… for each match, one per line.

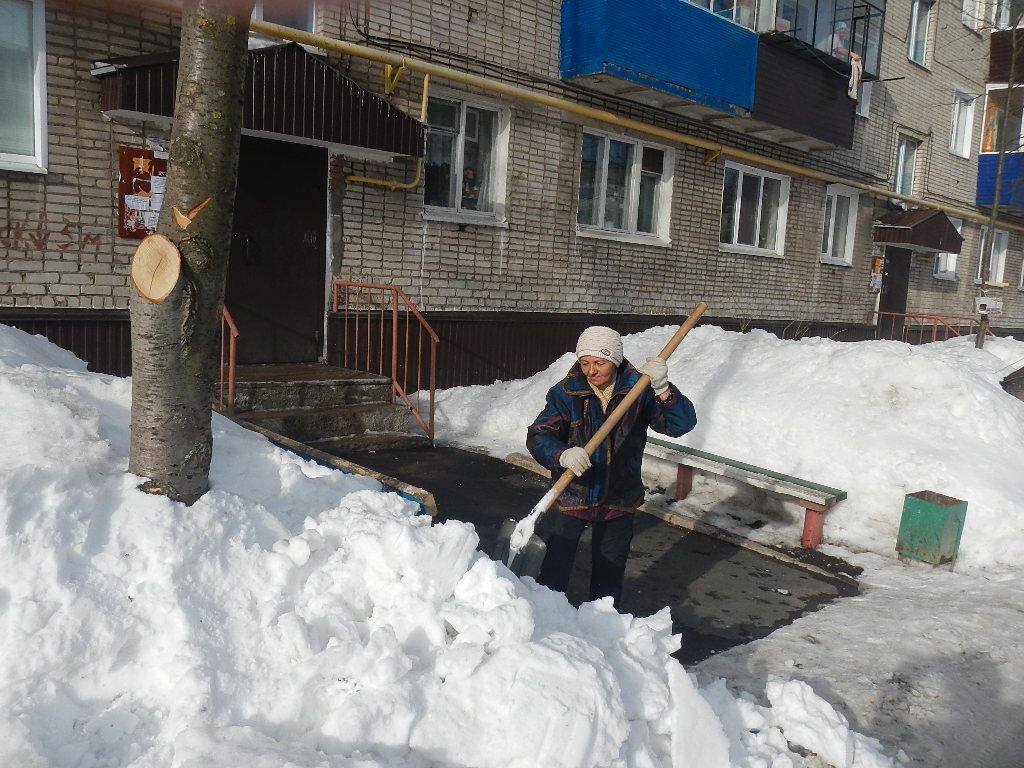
left=561, top=0, right=873, bottom=151
left=561, top=0, right=759, bottom=116
left=977, top=153, right=1024, bottom=209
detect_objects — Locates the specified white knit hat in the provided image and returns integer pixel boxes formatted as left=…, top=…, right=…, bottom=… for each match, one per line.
left=575, top=326, right=623, bottom=366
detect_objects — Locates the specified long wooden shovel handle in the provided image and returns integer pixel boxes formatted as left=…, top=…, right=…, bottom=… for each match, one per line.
left=542, top=301, right=708, bottom=510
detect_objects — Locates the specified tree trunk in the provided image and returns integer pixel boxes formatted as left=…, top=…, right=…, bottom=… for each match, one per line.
left=129, top=0, right=254, bottom=504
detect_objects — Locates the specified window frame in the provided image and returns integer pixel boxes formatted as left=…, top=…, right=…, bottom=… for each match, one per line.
left=981, top=83, right=1024, bottom=154
left=895, top=136, right=920, bottom=196
left=961, top=0, right=985, bottom=30
left=252, top=0, right=315, bottom=32
left=949, top=90, right=976, bottom=158
left=819, top=183, right=859, bottom=266
left=422, top=92, right=510, bottom=227
left=933, top=217, right=962, bottom=281
left=0, top=0, right=47, bottom=174
left=574, top=129, right=674, bottom=246
left=718, top=160, right=791, bottom=258
left=907, top=0, right=931, bottom=66
left=977, top=226, right=1009, bottom=285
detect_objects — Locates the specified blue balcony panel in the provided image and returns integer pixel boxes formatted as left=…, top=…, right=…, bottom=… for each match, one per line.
left=561, top=0, right=759, bottom=116
left=977, top=153, right=1024, bottom=209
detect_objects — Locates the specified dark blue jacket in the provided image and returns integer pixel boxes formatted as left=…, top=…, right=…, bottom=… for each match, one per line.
left=526, top=358, right=697, bottom=521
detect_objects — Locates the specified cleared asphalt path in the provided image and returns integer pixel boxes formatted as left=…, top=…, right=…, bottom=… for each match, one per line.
left=343, top=446, right=857, bottom=665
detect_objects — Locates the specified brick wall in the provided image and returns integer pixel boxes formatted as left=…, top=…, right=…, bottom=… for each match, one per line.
left=330, top=0, right=1007, bottom=327
left=3, top=0, right=1018, bottom=334
left=0, top=0, right=178, bottom=310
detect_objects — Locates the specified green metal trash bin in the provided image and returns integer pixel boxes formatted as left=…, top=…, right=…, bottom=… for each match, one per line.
left=895, top=490, right=967, bottom=566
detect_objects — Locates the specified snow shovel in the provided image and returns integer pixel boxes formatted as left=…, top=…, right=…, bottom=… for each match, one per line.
left=498, top=302, right=709, bottom=578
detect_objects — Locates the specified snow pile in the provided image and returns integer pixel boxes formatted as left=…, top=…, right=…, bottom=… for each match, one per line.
left=434, top=325, right=1024, bottom=572
left=0, top=323, right=896, bottom=767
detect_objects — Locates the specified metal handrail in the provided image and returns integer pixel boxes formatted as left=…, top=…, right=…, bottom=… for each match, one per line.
left=219, top=305, right=239, bottom=414
left=331, top=281, right=439, bottom=441
left=874, top=311, right=995, bottom=344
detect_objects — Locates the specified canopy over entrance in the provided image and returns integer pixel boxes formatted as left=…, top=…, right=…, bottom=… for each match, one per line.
left=873, top=209, right=964, bottom=254
left=92, top=43, right=425, bottom=162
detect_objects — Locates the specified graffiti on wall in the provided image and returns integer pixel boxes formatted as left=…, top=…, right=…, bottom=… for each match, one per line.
left=1, top=219, right=105, bottom=254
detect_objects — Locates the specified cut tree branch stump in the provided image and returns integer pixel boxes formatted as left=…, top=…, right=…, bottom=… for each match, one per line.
left=130, top=233, right=182, bottom=304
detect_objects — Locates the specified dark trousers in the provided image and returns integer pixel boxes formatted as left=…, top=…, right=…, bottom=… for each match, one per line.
left=538, top=512, right=635, bottom=607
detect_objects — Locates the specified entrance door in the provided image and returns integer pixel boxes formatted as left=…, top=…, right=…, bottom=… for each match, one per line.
left=227, top=135, right=327, bottom=364
left=878, top=246, right=912, bottom=339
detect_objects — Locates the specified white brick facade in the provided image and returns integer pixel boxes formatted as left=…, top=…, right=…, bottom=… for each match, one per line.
left=2, top=0, right=1020, bottom=333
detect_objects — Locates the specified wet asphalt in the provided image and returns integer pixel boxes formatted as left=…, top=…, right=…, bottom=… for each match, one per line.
left=342, top=446, right=858, bottom=665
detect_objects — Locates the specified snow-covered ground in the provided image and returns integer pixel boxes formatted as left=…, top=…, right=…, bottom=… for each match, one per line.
left=2, top=323, right=1023, bottom=767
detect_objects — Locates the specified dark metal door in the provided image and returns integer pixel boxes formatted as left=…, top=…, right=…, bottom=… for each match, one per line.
left=227, top=135, right=326, bottom=364
left=878, top=246, right=912, bottom=339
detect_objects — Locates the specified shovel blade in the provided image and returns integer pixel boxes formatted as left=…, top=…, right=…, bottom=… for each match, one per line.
left=495, top=518, right=547, bottom=579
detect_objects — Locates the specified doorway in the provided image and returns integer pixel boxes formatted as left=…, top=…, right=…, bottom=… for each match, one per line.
left=878, top=246, right=911, bottom=339
left=226, top=135, right=327, bottom=364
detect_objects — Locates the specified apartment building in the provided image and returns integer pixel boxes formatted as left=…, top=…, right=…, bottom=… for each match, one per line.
left=1, top=0, right=1020, bottom=384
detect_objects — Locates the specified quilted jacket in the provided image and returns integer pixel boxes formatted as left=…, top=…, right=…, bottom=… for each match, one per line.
left=526, top=358, right=697, bottom=521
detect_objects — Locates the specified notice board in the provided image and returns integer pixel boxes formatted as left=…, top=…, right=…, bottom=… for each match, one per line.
left=117, top=146, right=168, bottom=239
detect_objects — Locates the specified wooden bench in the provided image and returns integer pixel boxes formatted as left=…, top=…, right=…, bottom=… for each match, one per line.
left=644, top=436, right=847, bottom=549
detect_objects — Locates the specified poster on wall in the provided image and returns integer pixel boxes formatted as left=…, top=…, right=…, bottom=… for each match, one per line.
left=118, top=146, right=168, bottom=239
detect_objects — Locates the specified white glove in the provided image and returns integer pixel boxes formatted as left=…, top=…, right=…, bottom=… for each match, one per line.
left=640, top=357, right=670, bottom=395
left=558, top=446, right=591, bottom=477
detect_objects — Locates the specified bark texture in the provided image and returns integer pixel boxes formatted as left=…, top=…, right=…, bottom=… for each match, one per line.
left=129, top=0, right=254, bottom=504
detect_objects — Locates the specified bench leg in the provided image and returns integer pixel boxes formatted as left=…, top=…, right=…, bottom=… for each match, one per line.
left=800, top=503, right=826, bottom=549
left=675, top=465, right=693, bottom=501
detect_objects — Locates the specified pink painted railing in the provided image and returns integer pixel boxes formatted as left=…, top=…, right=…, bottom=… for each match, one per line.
left=219, top=305, right=239, bottom=414
left=874, top=311, right=994, bottom=344
left=331, top=281, right=439, bottom=441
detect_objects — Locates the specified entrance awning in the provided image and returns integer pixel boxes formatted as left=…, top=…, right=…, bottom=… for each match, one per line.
left=92, top=43, right=425, bottom=162
left=872, top=208, right=963, bottom=254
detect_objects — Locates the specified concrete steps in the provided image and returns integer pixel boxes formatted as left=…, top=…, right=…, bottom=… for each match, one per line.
left=230, top=363, right=429, bottom=453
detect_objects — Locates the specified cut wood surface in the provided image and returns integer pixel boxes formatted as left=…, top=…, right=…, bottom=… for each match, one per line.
left=130, top=233, right=181, bottom=303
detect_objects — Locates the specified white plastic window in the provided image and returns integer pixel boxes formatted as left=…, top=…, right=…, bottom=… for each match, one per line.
left=820, top=184, right=859, bottom=265
left=0, top=0, right=46, bottom=173
left=577, top=132, right=672, bottom=240
left=719, top=162, right=791, bottom=257
left=934, top=218, right=962, bottom=280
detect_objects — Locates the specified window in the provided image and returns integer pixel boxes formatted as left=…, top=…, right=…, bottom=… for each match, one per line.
left=856, top=81, right=873, bottom=119
left=686, top=0, right=755, bottom=28
left=719, top=162, right=790, bottom=256
left=981, top=86, right=1024, bottom=154
left=820, top=184, right=859, bottom=265
left=0, top=0, right=46, bottom=173
left=978, top=227, right=1008, bottom=284
left=934, top=218, right=962, bottom=280
left=950, top=91, right=976, bottom=158
left=994, top=0, right=1024, bottom=28
left=908, top=0, right=931, bottom=65
left=424, top=97, right=506, bottom=220
left=254, top=0, right=314, bottom=31
left=895, top=137, right=919, bottom=196
left=576, top=132, right=672, bottom=241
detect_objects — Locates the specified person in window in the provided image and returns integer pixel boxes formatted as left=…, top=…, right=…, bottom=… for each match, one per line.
left=526, top=326, right=697, bottom=608
left=818, top=20, right=851, bottom=58
left=461, top=166, right=480, bottom=210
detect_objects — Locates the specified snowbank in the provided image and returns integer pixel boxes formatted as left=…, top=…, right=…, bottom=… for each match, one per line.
left=0, top=324, right=896, bottom=766
left=435, top=325, right=1024, bottom=573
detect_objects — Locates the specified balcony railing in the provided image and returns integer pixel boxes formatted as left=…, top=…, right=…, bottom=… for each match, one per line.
left=561, top=0, right=759, bottom=114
